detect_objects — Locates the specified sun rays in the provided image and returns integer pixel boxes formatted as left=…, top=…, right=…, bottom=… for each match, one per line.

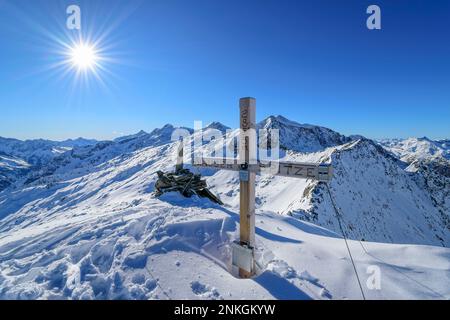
left=69, top=42, right=99, bottom=71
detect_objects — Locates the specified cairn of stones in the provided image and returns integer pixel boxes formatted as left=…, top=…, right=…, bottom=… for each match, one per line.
left=154, top=168, right=223, bottom=205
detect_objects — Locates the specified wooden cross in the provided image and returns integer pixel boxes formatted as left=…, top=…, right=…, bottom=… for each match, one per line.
left=193, top=97, right=333, bottom=278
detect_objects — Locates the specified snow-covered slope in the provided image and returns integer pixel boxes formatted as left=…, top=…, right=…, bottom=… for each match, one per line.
left=0, top=119, right=449, bottom=300
left=379, top=137, right=450, bottom=236
left=0, top=125, right=193, bottom=191
left=0, top=141, right=448, bottom=300
left=202, top=119, right=450, bottom=247
left=207, top=139, right=450, bottom=247
left=0, top=153, right=31, bottom=191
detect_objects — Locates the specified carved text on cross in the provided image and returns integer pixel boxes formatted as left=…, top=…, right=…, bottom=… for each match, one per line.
left=195, top=158, right=332, bottom=182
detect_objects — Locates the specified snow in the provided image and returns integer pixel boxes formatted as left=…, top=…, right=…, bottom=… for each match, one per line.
left=379, top=137, right=450, bottom=236
left=379, top=137, right=450, bottom=162
left=257, top=116, right=352, bottom=153
left=0, top=119, right=449, bottom=300
left=0, top=189, right=448, bottom=299
left=0, top=136, right=97, bottom=166
left=0, top=154, right=30, bottom=171
left=205, top=139, right=449, bottom=246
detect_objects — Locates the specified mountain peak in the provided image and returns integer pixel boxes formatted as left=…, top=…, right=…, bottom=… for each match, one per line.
left=258, top=115, right=319, bottom=130
left=204, top=122, right=230, bottom=132
left=380, top=136, right=450, bottom=162
left=59, top=137, right=98, bottom=148
left=256, top=115, right=351, bottom=153
left=114, top=130, right=149, bottom=143
left=415, top=136, right=432, bottom=142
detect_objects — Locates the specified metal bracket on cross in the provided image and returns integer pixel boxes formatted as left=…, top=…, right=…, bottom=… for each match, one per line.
left=193, top=97, right=333, bottom=278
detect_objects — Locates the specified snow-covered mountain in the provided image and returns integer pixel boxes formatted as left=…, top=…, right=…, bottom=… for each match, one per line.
left=258, top=116, right=351, bottom=152
left=378, top=137, right=450, bottom=234
left=115, top=125, right=193, bottom=146
left=0, top=118, right=449, bottom=300
left=0, top=137, right=98, bottom=192
left=0, top=137, right=98, bottom=166
left=0, top=153, right=31, bottom=191
left=204, top=122, right=230, bottom=133
left=379, top=137, right=450, bottom=163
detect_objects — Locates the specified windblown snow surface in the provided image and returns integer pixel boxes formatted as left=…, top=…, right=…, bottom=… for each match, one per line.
left=0, top=118, right=449, bottom=300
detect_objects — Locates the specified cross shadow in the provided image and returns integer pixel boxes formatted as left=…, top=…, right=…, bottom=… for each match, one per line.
left=359, top=243, right=447, bottom=299
left=255, top=227, right=302, bottom=244
left=254, top=271, right=312, bottom=300
left=158, top=196, right=302, bottom=244
left=273, top=214, right=341, bottom=239
left=216, top=206, right=302, bottom=243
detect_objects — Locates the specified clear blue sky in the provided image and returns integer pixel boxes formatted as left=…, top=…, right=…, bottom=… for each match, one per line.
left=0, top=0, right=449, bottom=141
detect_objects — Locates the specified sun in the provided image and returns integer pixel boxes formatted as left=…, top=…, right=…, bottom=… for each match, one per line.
left=69, top=42, right=99, bottom=71
left=57, top=38, right=111, bottom=90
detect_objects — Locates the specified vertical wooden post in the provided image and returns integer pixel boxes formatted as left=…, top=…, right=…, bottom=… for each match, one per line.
left=239, top=97, right=256, bottom=278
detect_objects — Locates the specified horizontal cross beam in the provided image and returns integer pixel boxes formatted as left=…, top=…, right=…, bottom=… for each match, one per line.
left=193, top=157, right=333, bottom=182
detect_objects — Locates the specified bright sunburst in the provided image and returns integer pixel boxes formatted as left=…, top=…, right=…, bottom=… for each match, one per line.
left=69, top=42, right=98, bottom=71
left=55, top=37, right=111, bottom=91
left=9, top=0, right=141, bottom=100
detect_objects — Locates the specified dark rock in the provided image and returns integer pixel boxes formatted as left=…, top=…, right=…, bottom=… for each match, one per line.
left=155, top=168, right=223, bottom=205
